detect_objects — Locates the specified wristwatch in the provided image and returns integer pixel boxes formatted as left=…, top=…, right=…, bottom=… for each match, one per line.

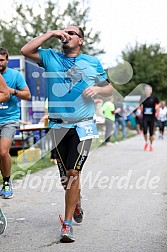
left=13, top=89, right=18, bottom=95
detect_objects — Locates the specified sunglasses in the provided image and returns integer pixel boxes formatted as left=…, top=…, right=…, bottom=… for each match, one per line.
left=65, top=31, right=81, bottom=38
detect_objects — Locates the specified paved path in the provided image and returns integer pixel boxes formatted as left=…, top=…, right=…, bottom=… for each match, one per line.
left=0, top=132, right=167, bottom=252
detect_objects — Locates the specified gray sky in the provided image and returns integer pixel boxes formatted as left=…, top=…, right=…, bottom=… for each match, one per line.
left=1, top=0, right=167, bottom=67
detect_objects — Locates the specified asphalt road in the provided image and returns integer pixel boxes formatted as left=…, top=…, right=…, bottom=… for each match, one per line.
left=0, top=132, right=167, bottom=252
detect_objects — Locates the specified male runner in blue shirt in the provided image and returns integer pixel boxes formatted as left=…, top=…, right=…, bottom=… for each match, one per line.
left=0, top=48, right=31, bottom=199
left=21, top=24, right=112, bottom=243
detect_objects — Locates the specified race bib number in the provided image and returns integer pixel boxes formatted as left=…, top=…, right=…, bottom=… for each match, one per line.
left=144, top=107, right=153, bottom=115
left=75, top=120, right=99, bottom=141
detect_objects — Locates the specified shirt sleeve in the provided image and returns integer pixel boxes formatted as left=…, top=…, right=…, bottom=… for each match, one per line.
left=38, top=48, right=51, bottom=68
left=110, top=103, right=115, bottom=111
left=95, top=58, right=108, bottom=86
left=16, top=71, right=27, bottom=90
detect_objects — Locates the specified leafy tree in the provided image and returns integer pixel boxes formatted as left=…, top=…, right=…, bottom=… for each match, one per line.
left=108, top=43, right=167, bottom=100
left=0, top=0, right=104, bottom=56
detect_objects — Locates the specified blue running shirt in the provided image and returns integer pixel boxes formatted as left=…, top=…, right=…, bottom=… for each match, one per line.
left=38, top=49, right=107, bottom=128
left=0, top=68, right=27, bottom=123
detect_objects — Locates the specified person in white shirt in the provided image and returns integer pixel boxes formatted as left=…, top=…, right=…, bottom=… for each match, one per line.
left=157, top=101, right=167, bottom=139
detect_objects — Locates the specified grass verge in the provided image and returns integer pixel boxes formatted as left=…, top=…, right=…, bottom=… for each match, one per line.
left=0, top=130, right=137, bottom=184
left=0, top=153, right=54, bottom=184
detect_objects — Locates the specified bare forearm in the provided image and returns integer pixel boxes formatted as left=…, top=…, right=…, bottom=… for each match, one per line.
left=8, top=87, right=31, bottom=100
left=21, top=31, right=54, bottom=55
left=0, top=92, right=9, bottom=102
left=0, top=89, right=10, bottom=102
left=98, top=84, right=113, bottom=95
left=16, top=90, right=31, bottom=100
left=82, top=84, right=113, bottom=98
left=0, top=75, right=10, bottom=102
left=21, top=30, right=71, bottom=62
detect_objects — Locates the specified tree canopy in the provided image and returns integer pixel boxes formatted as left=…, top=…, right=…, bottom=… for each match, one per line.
left=0, top=0, right=104, bottom=56
left=1, top=1, right=167, bottom=100
left=108, top=43, right=167, bottom=100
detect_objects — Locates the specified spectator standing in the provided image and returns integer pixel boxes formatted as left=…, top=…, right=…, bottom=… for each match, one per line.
left=103, top=96, right=120, bottom=145
left=114, top=98, right=126, bottom=140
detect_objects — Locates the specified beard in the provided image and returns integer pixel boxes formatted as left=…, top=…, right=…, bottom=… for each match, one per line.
left=0, top=66, right=6, bottom=73
left=62, top=43, right=71, bottom=54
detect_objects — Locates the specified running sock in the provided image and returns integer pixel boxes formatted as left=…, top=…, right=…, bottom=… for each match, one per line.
left=3, top=177, right=10, bottom=183
left=64, top=220, right=72, bottom=226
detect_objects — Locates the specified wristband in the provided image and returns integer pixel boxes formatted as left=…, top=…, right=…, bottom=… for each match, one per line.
left=13, top=89, right=18, bottom=95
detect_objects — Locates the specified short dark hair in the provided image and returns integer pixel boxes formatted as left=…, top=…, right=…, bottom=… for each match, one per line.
left=0, top=48, right=9, bottom=60
left=68, top=24, right=84, bottom=39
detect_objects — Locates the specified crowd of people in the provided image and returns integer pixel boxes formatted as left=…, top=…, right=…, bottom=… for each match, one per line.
left=102, top=85, right=167, bottom=151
